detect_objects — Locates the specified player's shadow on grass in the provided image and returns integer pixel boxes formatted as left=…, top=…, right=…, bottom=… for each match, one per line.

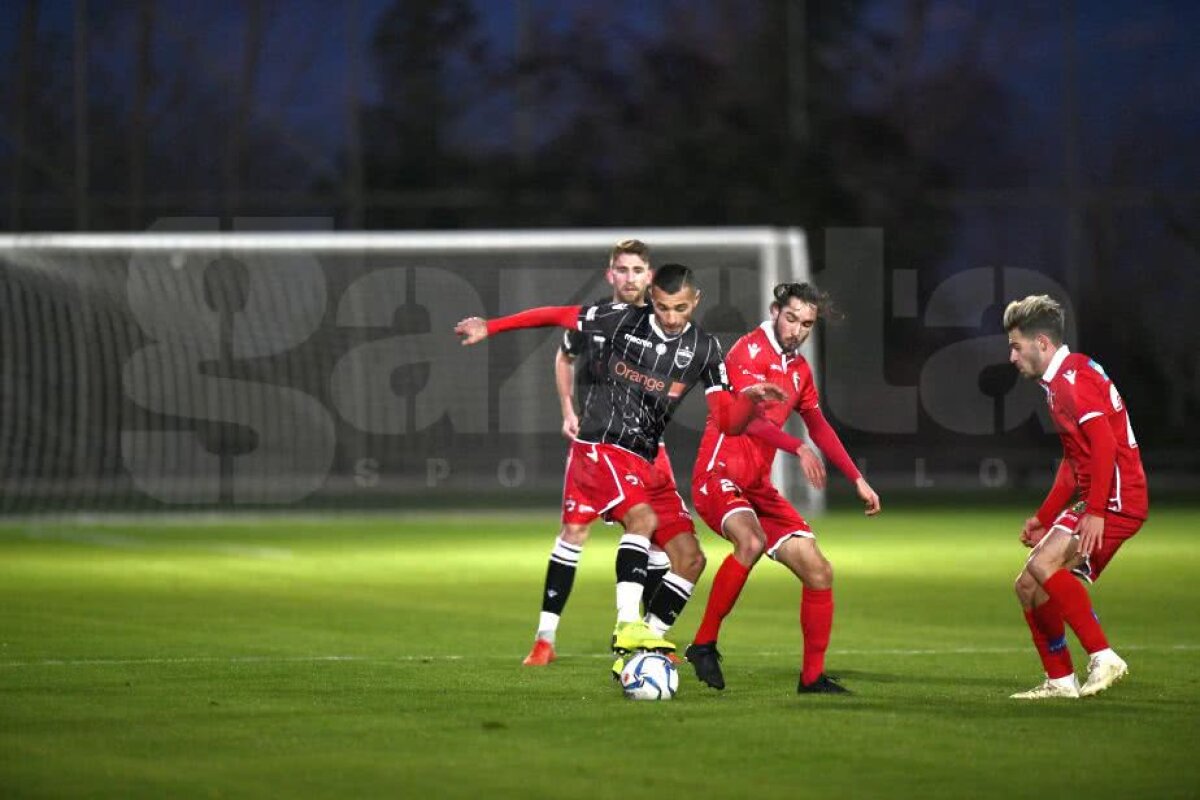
left=765, top=667, right=1008, bottom=689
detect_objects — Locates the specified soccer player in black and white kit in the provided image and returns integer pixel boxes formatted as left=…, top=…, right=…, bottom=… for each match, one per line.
left=457, top=264, right=784, bottom=668
left=523, top=240, right=675, bottom=667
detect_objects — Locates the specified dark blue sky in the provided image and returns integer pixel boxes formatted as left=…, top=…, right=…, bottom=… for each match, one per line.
left=3, top=0, right=1196, bottom=183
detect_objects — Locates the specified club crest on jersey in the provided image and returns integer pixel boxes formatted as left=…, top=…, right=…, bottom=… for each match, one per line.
left=673, top=344, right=695, bottom=369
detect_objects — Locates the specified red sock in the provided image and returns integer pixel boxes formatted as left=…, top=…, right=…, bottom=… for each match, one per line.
left=1042, top=570, right=1109, bottom=654
left=691, top=555, right=751, bottom=645
left=800, top=587, right=834, bottom=686
left=1023, top=598, right=1074, bottom=679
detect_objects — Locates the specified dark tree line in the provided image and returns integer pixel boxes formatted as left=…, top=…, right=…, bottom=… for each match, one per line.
left=2, top=0, right=1196, bottom=451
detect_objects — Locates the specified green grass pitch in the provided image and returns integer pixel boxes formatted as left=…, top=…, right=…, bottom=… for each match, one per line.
left=2, top=507, right=1198, bottom=799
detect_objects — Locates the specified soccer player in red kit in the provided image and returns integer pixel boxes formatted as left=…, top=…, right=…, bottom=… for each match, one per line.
left=686, top=283, right=881, bottom=694
left=1005, top=295, right=1148, bottom=699
left=456, top=264, right=785, bottom=670
left=523, top=239, right=675, bottom=666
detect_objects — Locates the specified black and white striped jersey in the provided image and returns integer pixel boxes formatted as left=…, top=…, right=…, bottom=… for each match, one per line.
left=560, top=297, right=609, bottom=399
left=573, top=302, right=730, bottom=462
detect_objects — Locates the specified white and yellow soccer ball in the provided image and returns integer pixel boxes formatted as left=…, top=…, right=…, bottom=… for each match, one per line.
left=620, top=652, right=679, bottom=700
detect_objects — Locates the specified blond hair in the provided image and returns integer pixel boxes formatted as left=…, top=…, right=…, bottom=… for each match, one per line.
left=609, top=239, right=650, bottom=267
left=1003, top=295, right=1064, bottom=343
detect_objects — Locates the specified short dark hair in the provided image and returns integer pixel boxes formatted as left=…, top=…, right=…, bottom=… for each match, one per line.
left=652, top=263, right=697, bottom=294
left=1003, top=295, right=1064, bottom=343
left=772, top=282, right=832, bottom=316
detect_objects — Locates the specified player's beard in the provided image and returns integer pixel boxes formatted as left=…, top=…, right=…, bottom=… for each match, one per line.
left=617, top=284, right=645, bottom=304
left=775, top=321, right=802, bottom=354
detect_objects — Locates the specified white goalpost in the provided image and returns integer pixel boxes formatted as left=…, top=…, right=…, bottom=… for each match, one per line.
left=0, top=227, right=820, bottom=514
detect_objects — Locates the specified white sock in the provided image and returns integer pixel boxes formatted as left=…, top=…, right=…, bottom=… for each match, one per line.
left=1090, top=647, right=1118, bottom=663
left=615, top=533, right=650, bottom=623
left=648, top=546, right=671, bottom=570
left=645, top=613, right=670, bottom=636
left=616, top=583, right=644, bottom=623
left=1048, top=673, right=1079, bottom=689
left=536, top=611, right=560, bottom=643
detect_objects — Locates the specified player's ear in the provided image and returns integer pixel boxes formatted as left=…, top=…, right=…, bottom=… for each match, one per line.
left=605, top=268, right=615, bottom=287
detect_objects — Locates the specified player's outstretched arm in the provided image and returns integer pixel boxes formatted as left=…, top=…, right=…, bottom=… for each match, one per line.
left=455, top=316, right=488, bottom=345
left=454, top=305, right=582, bottom=346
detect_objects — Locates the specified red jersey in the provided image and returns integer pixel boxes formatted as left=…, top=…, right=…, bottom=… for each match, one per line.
left=696, top=323, right=819, bottom=485
left=1040, top=346, right=1148, bottom=520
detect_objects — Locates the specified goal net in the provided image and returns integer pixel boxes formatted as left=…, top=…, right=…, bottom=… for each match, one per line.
left=0, top=225, right=817, bottom=514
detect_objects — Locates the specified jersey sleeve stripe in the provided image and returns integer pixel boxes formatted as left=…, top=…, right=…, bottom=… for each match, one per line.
left=1078, top=411, right=1104, bottom=424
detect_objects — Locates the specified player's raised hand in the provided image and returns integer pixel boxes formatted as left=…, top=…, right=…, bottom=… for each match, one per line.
left=796, top=445, right=827, bottom=489
left=1076, top=513, right=1105, bottom=557
left=455, top=316, right=488, bottom=346
left=1020, top=516, right=1047, bottom=548
left=855, top=477, right=881, bottom=516
left=561, top=410, right=580, bottom=440
left=742, top=382, right=788, bottom=403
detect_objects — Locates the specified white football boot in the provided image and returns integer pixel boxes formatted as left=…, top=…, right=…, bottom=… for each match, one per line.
left=1079, top=649, right=1128, bottom=697
left=1010, top=674, right=1081, bottom=699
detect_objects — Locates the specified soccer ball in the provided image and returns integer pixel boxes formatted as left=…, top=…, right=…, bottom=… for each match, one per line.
left=620, top=652, right=679, bottom=701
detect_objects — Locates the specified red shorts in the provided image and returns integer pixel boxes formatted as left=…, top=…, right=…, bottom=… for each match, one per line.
left=1050, top=504, right=1144, bottom=582
left=561, top=441, right=694, bottom=546
left=693, top=471, right=812, bottom=561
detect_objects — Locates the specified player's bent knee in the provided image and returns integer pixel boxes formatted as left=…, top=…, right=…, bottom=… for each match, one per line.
left=806, top=558, right=833, bottom=590
left=1025, top=550, right=1059, bottom=584
left=560, top=524, right=590, bottom=546
left=623, top=506, right=657, bottom=538
left=734, top=535, right=765, bottom=564
left=674, top=545, right=706, bottom=581
left=1014, top=570, right=1039, bottom=604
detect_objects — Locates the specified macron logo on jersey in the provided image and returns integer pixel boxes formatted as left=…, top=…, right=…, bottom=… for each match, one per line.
left=1063, top=370, right=1077, bottom=385
left=623, top=333, right=654, bottom=348
left=748, top=343, right=761, bottom=360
